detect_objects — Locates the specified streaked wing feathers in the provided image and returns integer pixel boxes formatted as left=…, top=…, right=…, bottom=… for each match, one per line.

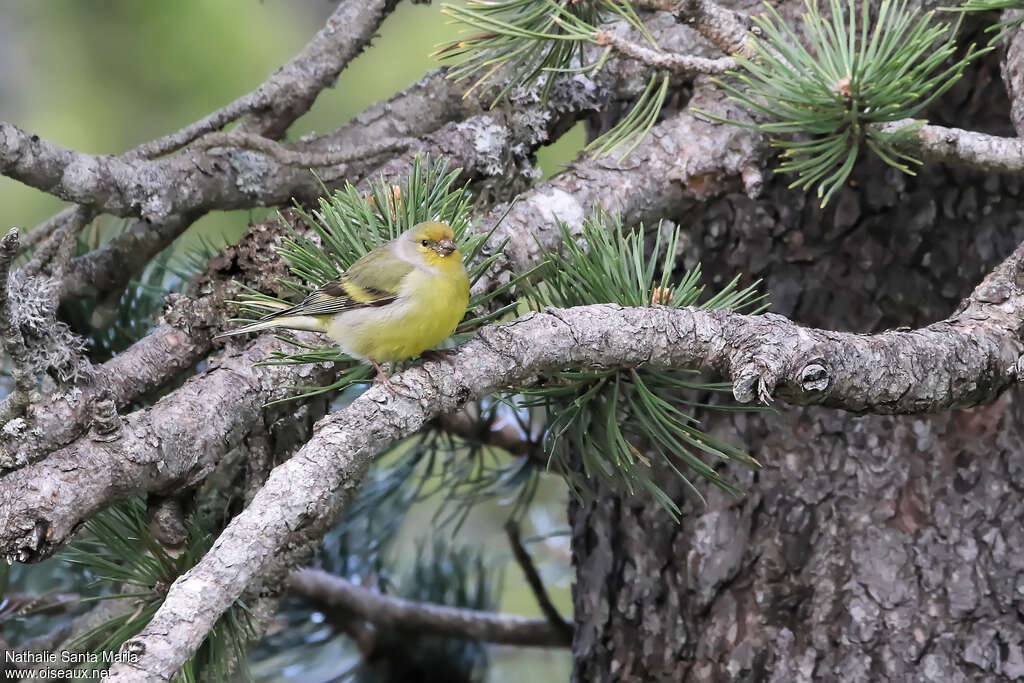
left=256, top=242, right=412, bottom=321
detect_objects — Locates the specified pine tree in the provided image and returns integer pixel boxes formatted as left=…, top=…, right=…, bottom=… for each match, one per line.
left=1, top=0, right=1023, bottom=680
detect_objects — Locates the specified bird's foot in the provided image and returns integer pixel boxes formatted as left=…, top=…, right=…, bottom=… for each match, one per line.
left=371, top=362, right=418, bottom=399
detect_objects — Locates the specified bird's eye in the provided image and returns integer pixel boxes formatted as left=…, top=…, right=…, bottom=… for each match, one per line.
left=421, top=240, right=429, bottom=247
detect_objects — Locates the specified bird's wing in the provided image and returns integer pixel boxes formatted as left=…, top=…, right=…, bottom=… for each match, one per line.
left=260, top=244, right=413, bottom=319
left=341, top=243, right=415, bottom=298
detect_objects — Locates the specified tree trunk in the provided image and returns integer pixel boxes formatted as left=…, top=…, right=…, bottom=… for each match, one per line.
left=570, top=54, right=1024, bottom=682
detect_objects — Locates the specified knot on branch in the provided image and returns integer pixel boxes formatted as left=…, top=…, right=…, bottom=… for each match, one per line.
left=148, top=497, right=188, bottom=554
left=799, top=362, right=830, bottom=393
left=90, top=392, right=123, bottom=442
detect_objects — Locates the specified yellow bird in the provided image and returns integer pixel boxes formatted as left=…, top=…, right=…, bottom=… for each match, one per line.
left=219, top=221, right=470, bottom=388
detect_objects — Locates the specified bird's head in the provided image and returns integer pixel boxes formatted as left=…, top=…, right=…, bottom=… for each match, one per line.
left=407, top=221, right=461, bottom=265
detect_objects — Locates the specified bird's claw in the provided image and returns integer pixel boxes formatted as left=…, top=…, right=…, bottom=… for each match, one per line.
left=372, top=363, right=419, bottom=399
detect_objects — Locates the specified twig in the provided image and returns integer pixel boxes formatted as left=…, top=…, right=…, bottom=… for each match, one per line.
left=126, top=0, right=401, bottom=158
left=504, top=520, right=573, bottom=642
left=125, top=101, right=258, bottom=160
left=436, top=409, right=545, bottom=463
left=20, top=205, right=93, bottom=279
left=15, top=206, right=78, bottom=258
left=287, top=568, right=571, bottom=648
left=0, top=229, right=35, bottom=424
left=188, top=131, right=417, bottom=169
left=0, top=591, right=80, bottom=619
left=104, top=237, right=1024, bottom=680
left=875, top=120, right=1024, bottom=174
left=595, top=30, right=736, bottom=74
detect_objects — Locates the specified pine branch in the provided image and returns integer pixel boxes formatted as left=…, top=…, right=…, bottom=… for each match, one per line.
left=595, top=29, right=736, bottom=73
left=703, top=0, right=984, bottom=206
left=105, top=236, right=1024, bottom=680
left=287, top=568, right=570, bottom=648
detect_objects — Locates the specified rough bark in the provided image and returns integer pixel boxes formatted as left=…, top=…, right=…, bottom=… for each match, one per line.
left=570, top=53, right=1024, bottom=682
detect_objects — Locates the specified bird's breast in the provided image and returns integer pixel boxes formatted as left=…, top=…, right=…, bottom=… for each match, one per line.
left=327, top=266, right=469, bottom=363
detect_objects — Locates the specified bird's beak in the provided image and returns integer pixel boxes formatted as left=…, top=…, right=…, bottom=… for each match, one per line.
left=437, top=238, right=456, bottom=256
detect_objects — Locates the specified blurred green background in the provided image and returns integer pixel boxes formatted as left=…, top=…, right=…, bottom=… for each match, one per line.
left=0, top=1, right=583, bottom=680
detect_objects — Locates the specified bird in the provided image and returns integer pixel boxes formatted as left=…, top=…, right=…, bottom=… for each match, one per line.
left=217, top=221, right=470, bottom=391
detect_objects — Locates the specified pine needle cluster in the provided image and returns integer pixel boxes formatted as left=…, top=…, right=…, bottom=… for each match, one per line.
left=949, top=0, right=1024, bottom=41
left=61, top=499, right=254, bottom=682
left=520, top=213, right=766, bottom=515
left=706, top=0, right=983, bottom=206
left=438, top=0, right=669, bottom=159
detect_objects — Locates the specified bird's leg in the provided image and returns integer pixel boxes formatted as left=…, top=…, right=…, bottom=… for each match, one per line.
left=370, top=361, right=418, bottom=399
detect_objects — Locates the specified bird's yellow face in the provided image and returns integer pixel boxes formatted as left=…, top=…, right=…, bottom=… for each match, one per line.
left=409, top=221, right=461, bottom=267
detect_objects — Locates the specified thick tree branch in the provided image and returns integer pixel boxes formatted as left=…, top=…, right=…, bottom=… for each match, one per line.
left=0, top=330, right=334, bottom=562
left=106, top=237, right=1024, bottom=680
left=0, top=120, right=411, bottom=222
left=287, top=568, right=570, bottom=648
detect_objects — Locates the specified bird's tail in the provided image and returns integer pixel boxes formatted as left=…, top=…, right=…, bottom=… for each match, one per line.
left=215, top=311, right=328, bottom=339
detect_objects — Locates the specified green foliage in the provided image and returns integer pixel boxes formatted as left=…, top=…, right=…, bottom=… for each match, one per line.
left=61, top=499, right=254, bottom=682
left=232, top=155, right=520, bottom=404
left=703, top=0, right=983, bottom=206
left=521, top=213, right=766, bottom=515
left=438, top=0, right=667, bottom=159
left=948, top=0, right=1024, bottom=41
